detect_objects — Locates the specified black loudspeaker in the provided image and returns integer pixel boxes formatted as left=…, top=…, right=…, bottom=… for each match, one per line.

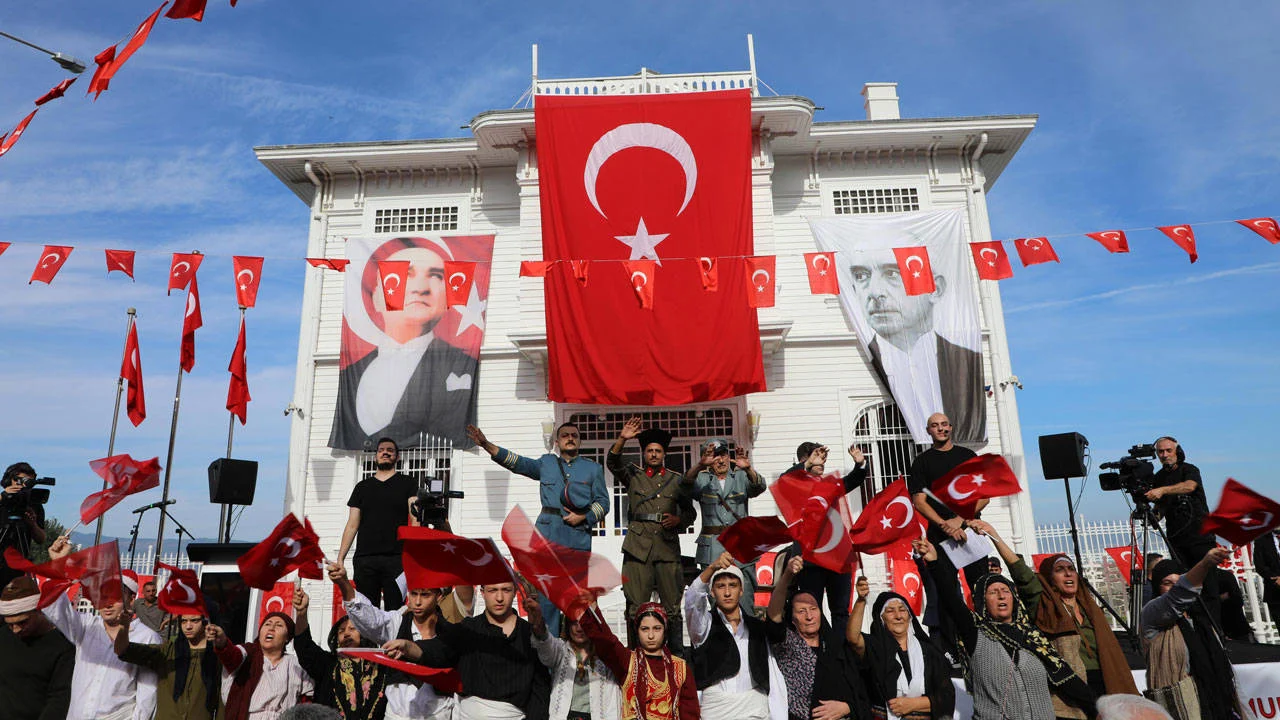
left=1038, top=432, right=1088, bottom=479
left=208, top=458, right=258, bottom=505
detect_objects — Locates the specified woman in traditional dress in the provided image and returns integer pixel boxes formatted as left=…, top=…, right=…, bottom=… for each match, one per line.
left=577, top=599, right=699, bottom=720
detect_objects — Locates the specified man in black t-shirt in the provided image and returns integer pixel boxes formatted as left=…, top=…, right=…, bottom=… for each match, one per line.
left=1145, top=435, right=1220, bottom=626
left=337, top=437, right=418, bottom=609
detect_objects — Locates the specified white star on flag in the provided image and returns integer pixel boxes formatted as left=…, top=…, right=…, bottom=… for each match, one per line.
left=970, top=474, right=986, bottom=486
left=614, top=218, right=669, bottom=264
left=755, top=543, right=774, bottom=552
left=441, top=542, right=457, bottom=553
left=454, top=282, right=487, bottom=336
left=535, top=573, right=555, bottom=588
left=880, top=517, right=893, bottom=529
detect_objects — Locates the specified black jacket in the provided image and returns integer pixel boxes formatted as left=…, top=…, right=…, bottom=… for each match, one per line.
left=1253, top=532, right=1280, bottom=604
left=868, top=334, right=985, bottom=444
left=692, top=609, right=770, bottom=692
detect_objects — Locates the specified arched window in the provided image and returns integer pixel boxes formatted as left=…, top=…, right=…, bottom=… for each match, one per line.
left=850, top=401, right=920, bottom=506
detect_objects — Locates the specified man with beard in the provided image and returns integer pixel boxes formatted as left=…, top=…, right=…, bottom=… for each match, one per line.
left=683, top=437, right=766, bottom=617
left=0, top=576, right=74, bottom=720
left=292, top=586, right=389, bottom=720
left=132, top=578, right=168, bottom=634
left=114, top=613, right=223, bottom=720
left=339, top=437, right=419, bottom=609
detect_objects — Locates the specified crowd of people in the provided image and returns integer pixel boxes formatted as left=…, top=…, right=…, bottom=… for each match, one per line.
left=0, top=423, right=1266, bottom=720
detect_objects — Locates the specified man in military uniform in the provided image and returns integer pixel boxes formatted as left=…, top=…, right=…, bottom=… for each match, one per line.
left=607, top=417, right=695, bottom=654
left=682, top=438, right=765, bottom=616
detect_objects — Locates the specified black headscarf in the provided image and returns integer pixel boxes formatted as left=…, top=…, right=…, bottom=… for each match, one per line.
left=959, top=574, right=1079, bottom=690
left=1149, top=561, right=1243, bottom=720
left=173, top=625, right=221, bottom=715
left=866, top=592, right=955, bottom=720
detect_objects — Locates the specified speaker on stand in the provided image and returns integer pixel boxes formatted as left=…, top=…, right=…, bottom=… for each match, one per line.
left=209, top=458, right=258, bottom=542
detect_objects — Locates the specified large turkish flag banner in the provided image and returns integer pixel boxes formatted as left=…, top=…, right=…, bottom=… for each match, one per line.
left=535, top=90, right=764, bottom=405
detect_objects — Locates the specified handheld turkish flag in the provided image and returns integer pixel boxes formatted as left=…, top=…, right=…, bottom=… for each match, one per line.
left=338, top=648, right=464, bottom=694
left=698, top=256, right=718, bottom=292
left=400, top=526, right=513, bottom=589
left=502, top=507, right=622, bottom=620
left=770, top=469, right=856, bottom=573
left=1157, top=225, right=1198, bottom=263
left=307, top=258, right=350, bottom=272
left=718, top=515, right=793, bottom=564
left=6, top=541, right=123, bottom=609
left=1104, top=546, right=1143, bottom=585
left=180, top=275, right=202, bottom=373
left=745, top=255, right=776, bottom=307
left=166, top=0, right=208, bottom=21
left=156, top=562, right=207, bottom=616
left=0, top=109, right=38, bottom=159
left=1201, top=478, right=1280, bottom=546
left=929, top=453, right=1021, bottom=519
left=376, top=260, right=410, bottom=311
left=87, top=2, right=167, bottom=99
left=893, top=246, right=937, bottom=295
left=232, top=256, right=263, bottom=308
left=1086, top=230, right=1130, bottom=254
left=226, top=317, right=250, bottom=424
left=443, top=260, right=477, bottom=309
left=258, top=581, right=295, bottom=619
left=28, top=245, right=72, bottom=285
left=237, top=514, right=326, bottom=590
left=1013, top=237, right=1060, bottom=266
left=87, top=46, right=117, bottom=99
left=888, top=540, right=924, bottom=615
left=168, top=252, right=203, bottom=294
left=81, top=454, right=161, bottom=524
left=519, top=260, right=551, bottom=278
left=121, top=321, right=146, bottom=426
left=535, top=90, right=764, bottom=406
left=1237, top=218, right=1280, bottom=245
left=804, top=251, right=839, bottom=295
left=105, top=249, right=135, bottom=279
left=969, top=241, right=1014, bottom=281
left=35, top=78, right=76, bottom=106
left=622, top=260, right=656, bottom=309
left=848, top=478, right=925, bottom=555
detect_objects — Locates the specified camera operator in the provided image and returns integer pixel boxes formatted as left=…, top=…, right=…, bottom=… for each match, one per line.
left=1143, top=437, right=1221, bottom=626
left=0, top=463, right=48, bottom=590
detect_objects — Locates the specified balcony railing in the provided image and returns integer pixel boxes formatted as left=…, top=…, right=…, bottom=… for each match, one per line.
left=534, top=68, right=756, bottom=97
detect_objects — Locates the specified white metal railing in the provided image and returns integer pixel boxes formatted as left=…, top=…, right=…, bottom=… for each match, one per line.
left=534, top=68, right=756, bottom=97
left=118, top=549, right=200, bottom=575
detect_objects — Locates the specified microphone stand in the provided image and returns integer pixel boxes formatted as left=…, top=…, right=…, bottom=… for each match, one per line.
left=159, top=506, right=195, bottom=570
left=126, top=509, right=147, bottom=570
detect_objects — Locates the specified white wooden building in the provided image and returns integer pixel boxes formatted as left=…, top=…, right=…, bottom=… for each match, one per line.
left=255, top=65, right=1039, bottom=633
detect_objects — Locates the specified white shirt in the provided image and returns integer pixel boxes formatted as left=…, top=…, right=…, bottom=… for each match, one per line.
left=45, top=594, right=160, bottom=720
left=684, top=576, right=756, bottom=694
left=220, top=646, right=314, bottom=720
left=876, top=330, right=944, bottom=443
left=344, top=592, right=454, bottom=719
left=356, top=332, right=435, bottom=433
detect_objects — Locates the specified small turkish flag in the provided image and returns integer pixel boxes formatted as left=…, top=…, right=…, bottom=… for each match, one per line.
left=1157, top=225, right=1198, bottom=263
left=745, top=256, right=776, bottom=308
left=180, top=275, right=202, bottom=373
left=29, top=245, right=72, bottom=285
left=306, top=257, right=350, bottom=272
left=804, top=252, right=839, bottom=294
left=622, top=260, right=656, bottom=309
left=232, top=256, right=264, bottom=308
left=0, top=109, right=39, bottom=159
left=1086, top=230, right=1130, bottom=254
left=121, top=321, right=145, bottom=426
left=969, top=241, right=1014, bottom=281
left=958, top=568, right=974, bottom=610
left=570, top=260, right=590, bottom=286
left=519, top=260, right=551, bottom=278
left=0, top=242, right=9, bottom=256
left=6, top=541, right=123, bottom=610
left=156, top=562, right=207, bottom=616
left=443, top=260, right=477, bottom=308
left=698, top=256, right=719, bottom=292
left=168, top=253, right=203, bottom=294
left=376, top=260, right=410, bottom=311
left=81, top=454, right=161, bottom=524
left=105, top=250, right=135, bottom=279
left=848, top=478, right=925, bottom=555
left=1237, top=217, right=1280, bottom=245
left=1201, top=478, right=1280, bottom=546
left=166, top=0, right=208, bottom=21
left=1104, top=546, right=1143, bottom=585
left=929, top=453, right=1021, bottom=519
left=226, top=317, right=250, bottom=425
left=338, top=648, right=464, bottom=694
left=771, top=469, right=856, bottom=573
left=258, top=581, right=295, bottom=619
left=718, top=516, right=793, bottom=564
left=237, top=514, right=326, bottom=590
left=88, top=3, right=166, bottom=99
left=400, top=526, right=513, bottom=589
left=1013, top=237, right=1060, bottom=266
left=893, top=246, right=936, bottom=295
left=1031, top=553, right=1056, bottom=570
left=888, top=540, right=924, bottom=615
left=87, top=46, right=117, bottom=99
left=34, top=78, right=76, bottom=106
left=502, top=507, right=621, bottom=620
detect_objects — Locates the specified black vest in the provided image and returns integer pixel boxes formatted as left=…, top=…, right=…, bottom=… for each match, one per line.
left=691, top=609, right=770, bottom=692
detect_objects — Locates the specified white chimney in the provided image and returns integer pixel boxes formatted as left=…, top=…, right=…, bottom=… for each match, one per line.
left=861, top=82, right=900, bottom=121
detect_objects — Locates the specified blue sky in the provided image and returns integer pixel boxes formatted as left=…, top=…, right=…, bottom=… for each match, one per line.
left=1, top=1, right=1276, bottom=548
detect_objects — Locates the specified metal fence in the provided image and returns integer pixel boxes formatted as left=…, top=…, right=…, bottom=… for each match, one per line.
left=118, top=549, right=200, bottom=575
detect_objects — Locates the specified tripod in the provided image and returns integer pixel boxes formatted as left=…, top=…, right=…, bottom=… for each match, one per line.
left=1056, top=475, right=1139, bottom=651
left=1127, top=500, right=1162, bottom=637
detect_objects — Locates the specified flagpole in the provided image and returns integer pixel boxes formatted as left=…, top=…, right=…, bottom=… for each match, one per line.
left=220, top=307, right=245, bottom=544
left=96, top=307, right=136, bottom=546
left=153, top=364, right=184, bottom=571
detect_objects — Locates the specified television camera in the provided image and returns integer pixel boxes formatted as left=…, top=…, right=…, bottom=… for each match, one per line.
left=1099, top=443, right=1157, bottom=511
left=410, top=476, right=463, bottom=529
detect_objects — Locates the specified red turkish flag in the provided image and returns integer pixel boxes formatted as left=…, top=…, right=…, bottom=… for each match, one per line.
left=35, top=78, right=76, bottom=106
left=0, top=109, right=39, bottom=159
left=237, top=514, right=326, bottom=590
left=1104, top=546, right=1143, bottom=584
left=1201, top=478, right=1280, bottom=546
left=87, top=3, right=167, bottom=99
left=28, top=245, right=72, bottom=285
left=718, top=515, right=793, bottom=564
left=0, top=242, right=9, bottom=256
left=535, top=90, right=763, bottom=406
left=180, top=275, right=202, bottom=373
left=5, top=541, right=123, bottom=609
left=770, top=469, right=856, bottom=573
left=121, top=321, right=146, bottom=426
left=331, top=584, right=344, bottom=624
left=443, top=260, right=477, bottom=308
left=105, top=249, right=135, bottom=279
left=156, top=562, right=207, bottom=616
left=848, top=478, right=925, bottom=555
left=168, top=252, right=203, bottom=294
left=307, top=257, right=350, bottom=272
left=87, top=46, right=117, bottom=99
left=1086, top=230, right=1130, bottom=254
left=804, top=251, right=839, bottom=294
left=376, top=260, right=410, bottom=311
left=570, top=260, right=590, bottom=286
left=232, top=256, right=264, bottom=308
left=1237, top=218, right=1280, bottom=245
left=622, top=260, right=656, bottom=309
left=1031, top=553, right=1056, bottom=570
left=502, top=507, right=622, bottom=619
left=81, top=454, right=161, bottom=524
left=969, top=241, right=1014, bottom=280
left=929, top=453, right=1022, bottom=519
left=745, top=255, right=776, bottom=307
left=400, top=526, right=513, bottom=589
left=893, top=246, right=936, bottom=295
left=338, top=649, right=464, bottom=694
left=887, top=540, right=924, bottom=615
left=226, top=317, right=250, bottom=425
left=519, top=260, right=551, bottom=277
left=958, top=568, right=974, bottom=610
left=698, top=256, right=718, bottom=292
left=166, top=0, right=208, bottom=20
left=258, top=581, right=295, bottom=619
left=1013, top=237, right=1060, bottom=266
left=1157, top=225, right=1198, bottom=263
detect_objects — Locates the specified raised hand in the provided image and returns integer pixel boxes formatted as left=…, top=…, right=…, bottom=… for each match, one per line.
left=732, top=447, right=751, bottom=469
left=848, top=443, right=865, bottom=465
left=619, top=416, right=643, bottom=441
left=382, top=639, right=422, bottom=661
left=912, top=537, right=937, bottom=563
left=855, top=576, right=870, bottom=600
left=293, top=587, right=310, bottom=615
left=785, top=555, right=804, bottom=578
left=206, top=624, right=227, bottom=648
left=466, top=425, right=497, bottom=455
left=699, top=445, right=715, bottom=468
left=326, top=562, right=348, bottom=583
left=48, top=535, right=71, bottom=560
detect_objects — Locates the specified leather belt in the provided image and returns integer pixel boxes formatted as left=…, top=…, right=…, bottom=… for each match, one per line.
left=630, top=513, right=665, bottom=523
left=700, top=525, right=728, bottom=535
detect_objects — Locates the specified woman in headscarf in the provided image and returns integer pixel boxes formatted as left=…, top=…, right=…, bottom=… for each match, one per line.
left=526, top=597, right=621, bottom=720
left=290, top=588, right=388, bottom=720
left=846, top=578, right=953, bottom=720
left=210, top=612, right=315, bottom=720
left=917, top=537, right=1095, bottom=720
left=970, top=519, right=1138, bottom=714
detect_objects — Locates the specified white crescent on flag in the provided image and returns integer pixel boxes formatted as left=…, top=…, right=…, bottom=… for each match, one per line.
left=584, top=123, right=697, bottom=218
left=751, top=269, right=770, bottom=290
